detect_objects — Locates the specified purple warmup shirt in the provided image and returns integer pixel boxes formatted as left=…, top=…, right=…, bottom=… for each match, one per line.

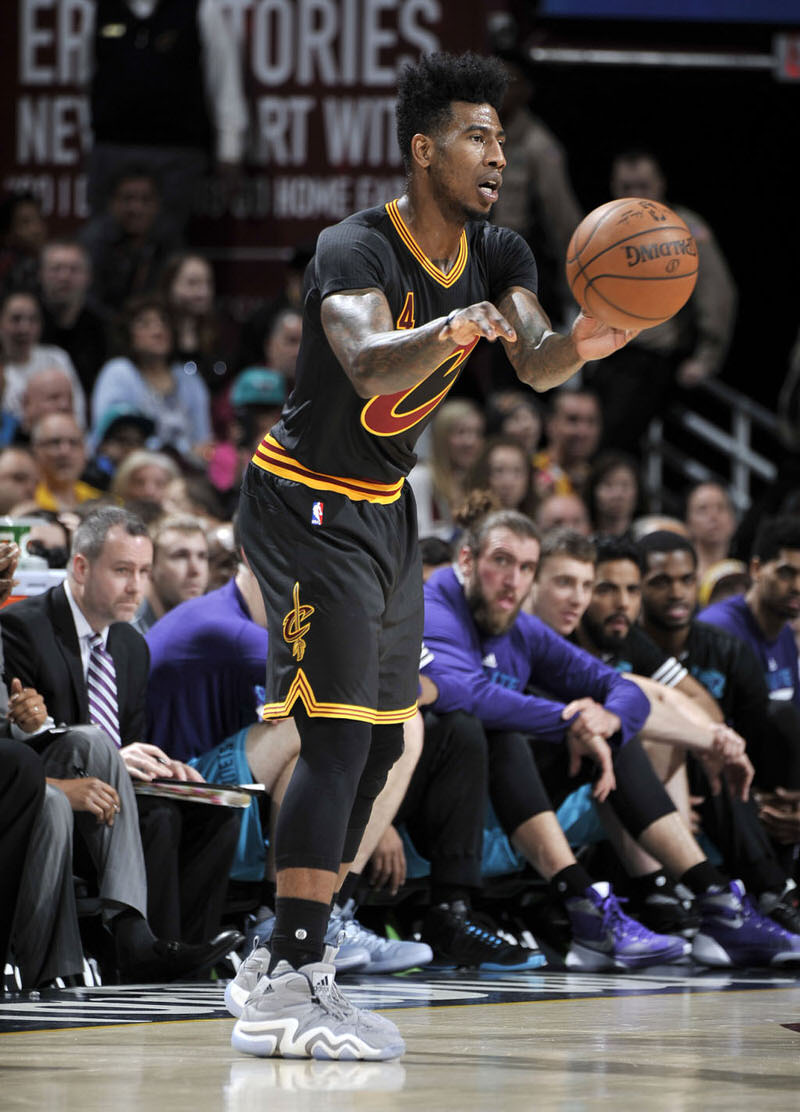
left=421, top=567, right=650, bottom=744
left=697, top=593, right=800, bottom=709
left=146, top=578, right=269, bottom=762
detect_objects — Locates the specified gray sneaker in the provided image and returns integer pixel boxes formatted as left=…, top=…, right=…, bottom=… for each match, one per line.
left=231, top=946, right=406, bottom=1060
left=225, top=937, right=271, bottom=1018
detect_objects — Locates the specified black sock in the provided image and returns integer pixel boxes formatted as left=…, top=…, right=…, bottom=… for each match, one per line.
left=431, top=885, right=472, bottom=908
left=334, top=872, right=360, bottom=909
left=268, top=897, right=330, bottom=972
left=630, top=869, right=670, bottom=898
left=112, top=909, right=157, bottom=960
left=550, top=863, right=594, bottom=902
left=259, top=878, right=276, bottom=908
left=679, top=860, right=726, bottom=896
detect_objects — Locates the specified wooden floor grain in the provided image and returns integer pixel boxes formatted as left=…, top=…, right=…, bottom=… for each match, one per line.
left=2, top=975, right=799, bottom=1110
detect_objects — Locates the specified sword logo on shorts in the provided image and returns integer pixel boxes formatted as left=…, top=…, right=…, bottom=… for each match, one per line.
left=282, top=581, right=315, bottom=661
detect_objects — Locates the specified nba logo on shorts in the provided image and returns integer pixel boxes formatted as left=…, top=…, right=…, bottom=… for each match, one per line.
left=311, top=500, right=324, bottom=526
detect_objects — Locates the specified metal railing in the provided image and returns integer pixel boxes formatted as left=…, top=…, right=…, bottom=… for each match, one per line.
left=643, top=377, right=779, bottom=514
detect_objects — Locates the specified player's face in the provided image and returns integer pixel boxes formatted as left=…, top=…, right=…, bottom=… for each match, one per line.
left=73, top=527, right=153, bottom=627
left=151, top=529, right=209, bottom=610
left=583, top=559, right=642, bottom=648
left=462, top=527, right=539, bottom=637
left=429, top=101, right=507, bottom=222
left=533, top=554, right=595, bottom=637
left=752, top=548, right=800, bottom=622
left=641, top=550, right=698, bottom=630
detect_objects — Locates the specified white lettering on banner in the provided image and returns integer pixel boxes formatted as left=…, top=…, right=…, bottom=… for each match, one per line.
left=256, top=97, right=316, bottom=164
left=17, top=96, right=90, bottom=165
left=273, top=176, right=353, bottom=219
left=21, top=0, right=92, bottom=84
left=322, top=97, right=399, bottom=166
left=238, top=0, right=440, bottom=86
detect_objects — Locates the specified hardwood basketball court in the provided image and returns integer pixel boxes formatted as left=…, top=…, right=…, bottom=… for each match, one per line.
left=2, top=967, right=799, bottom=1109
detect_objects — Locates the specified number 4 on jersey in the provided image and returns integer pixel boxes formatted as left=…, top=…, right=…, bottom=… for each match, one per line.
left=396, top=292, right=415, bottom=330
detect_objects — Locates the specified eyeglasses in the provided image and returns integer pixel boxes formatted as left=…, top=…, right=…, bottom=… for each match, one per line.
left=34, top=437, right=83, bottom=450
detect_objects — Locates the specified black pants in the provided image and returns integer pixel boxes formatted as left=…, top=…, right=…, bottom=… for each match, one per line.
left=487, top=732, right=676, bottom=841
left=0, top=740, right=45, bottom=966
left=136, top=797, right=241, bottom=943
left=395, top=711, right=488, bottom=892
left=688, top=755, right=786, bottom=893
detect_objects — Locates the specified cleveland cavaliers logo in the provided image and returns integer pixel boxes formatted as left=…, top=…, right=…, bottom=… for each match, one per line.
left=282, top=582, right=315, bottom=661
left=360, top=336, right=479, bottom=437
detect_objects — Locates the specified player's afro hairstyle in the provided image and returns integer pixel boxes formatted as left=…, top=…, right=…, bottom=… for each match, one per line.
left=395, top=52, right=508, bottom=169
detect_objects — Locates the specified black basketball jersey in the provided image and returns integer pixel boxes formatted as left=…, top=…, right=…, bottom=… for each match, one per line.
left=252, top=200, right=538, bottom=501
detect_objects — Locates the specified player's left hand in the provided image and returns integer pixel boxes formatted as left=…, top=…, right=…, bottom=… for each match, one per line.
left=563, top=698, right=621, bottom=742
left=570, top=311, right=639, bottom=362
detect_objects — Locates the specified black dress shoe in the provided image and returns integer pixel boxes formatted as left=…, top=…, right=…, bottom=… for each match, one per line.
left=120, top=929, right=244, bottom=983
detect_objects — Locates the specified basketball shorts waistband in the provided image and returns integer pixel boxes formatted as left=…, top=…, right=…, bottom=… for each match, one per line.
left=251, top=435, right=405, bottom=504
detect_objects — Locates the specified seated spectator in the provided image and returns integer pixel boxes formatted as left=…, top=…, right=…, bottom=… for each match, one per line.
left=262, top=307, right=302, bottom=390
left=684, top=480, right=737, bottom=581
left=39, top=239, right=110, bottom=397
left=111, top=448, right=180, bottom=510
left=159, top=252, right=234, bottom=396
left=630, top=513, right=691, bottom=542
left=486, top=388, right=544, bottom=461
left=407, top=398, right=485, bottom=541
left=697, top=558, right=750, bottom=609
left=83, top=405, right=156, bottom=492
left=0, top=359, right=18, bottom=447
left=0, top=289, right=86, bottom=425
left=466, top=436, right=538, bottom=517
left=80, top=167, right=182, bottom=315
left=0, top=505, right=242, bottom=949
left=162, top=473, right=227, bottom=526
left=419, top=535, right=453, bottom=582
left=19, top=510, right=72, bottom=569
left=236, top=243, right=313, bottom=371
left=91, top=295, right=211, bottom=463
left=206, top=522, right=238, bottom=590
left=532, top=388, right=602, bottom=500
left=585, top=451, right=643, bottom=538
left=534, top=490, right=591, bottom=536
left=133, top=514, right=209, bottom=635
left=419, top=498, right=800, bottom=968
left=0, top=445, right=39, bottom=513
left=212, top=367, right=287, bottom=504
left=30, top=412, right=104, bottom=511
left=17, top=365, right=75, bottom=444
left=0, top=191, right=47, bottom=294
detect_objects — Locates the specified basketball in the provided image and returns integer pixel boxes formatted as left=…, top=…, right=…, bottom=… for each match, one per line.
left=565, top=198, right=699, bottom=331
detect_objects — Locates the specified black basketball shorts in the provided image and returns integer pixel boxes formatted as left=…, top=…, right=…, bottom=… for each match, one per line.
left=238, top=464, right=422, bottom=725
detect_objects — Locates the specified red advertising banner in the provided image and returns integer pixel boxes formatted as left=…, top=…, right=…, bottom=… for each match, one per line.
left=1, top=0, right=491, bottom=304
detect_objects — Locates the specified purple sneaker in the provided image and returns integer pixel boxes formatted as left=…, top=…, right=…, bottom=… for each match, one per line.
left=563, top=881, right=690, bottom=970
left=693, top=880, right=800, bottom=967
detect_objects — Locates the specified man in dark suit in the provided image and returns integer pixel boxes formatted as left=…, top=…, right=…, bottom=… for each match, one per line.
left=0, top=506, right=242, bottom=968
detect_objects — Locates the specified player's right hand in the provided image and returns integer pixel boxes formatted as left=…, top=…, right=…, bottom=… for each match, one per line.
left=566, top=731, right=616, bottom=802
left=438, top=302, right=517, bottom=345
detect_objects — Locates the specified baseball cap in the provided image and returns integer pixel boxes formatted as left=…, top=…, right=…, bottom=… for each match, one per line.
left=231, top=367, right=287, bottom=408
left=95, top=404, right=156, bottom=444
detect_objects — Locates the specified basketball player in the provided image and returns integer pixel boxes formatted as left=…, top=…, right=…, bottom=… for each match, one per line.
left=230, top=51, right=637, bottom=1061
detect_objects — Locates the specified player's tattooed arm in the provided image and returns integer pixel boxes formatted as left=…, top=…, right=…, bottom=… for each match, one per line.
left=497, top=286, right=639, bottom=392
left=322, top=288, right=517, bottom=398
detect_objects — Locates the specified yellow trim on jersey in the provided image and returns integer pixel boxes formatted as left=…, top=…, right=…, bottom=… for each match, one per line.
left=386, top=199, right=468, bottom=288
left=261, top=668, right=418, bottom=724
left=251, top=435, right=405, bottom=504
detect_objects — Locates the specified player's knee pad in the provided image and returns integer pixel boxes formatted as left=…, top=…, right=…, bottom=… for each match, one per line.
left=356, top=723, right=405, bottom=803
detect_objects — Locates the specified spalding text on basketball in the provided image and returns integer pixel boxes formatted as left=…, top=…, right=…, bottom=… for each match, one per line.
left=624, top=238, right=697, bottom=267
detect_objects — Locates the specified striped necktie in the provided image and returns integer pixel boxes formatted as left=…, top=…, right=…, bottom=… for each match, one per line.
left=87, top=632, right=121, bottom=748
